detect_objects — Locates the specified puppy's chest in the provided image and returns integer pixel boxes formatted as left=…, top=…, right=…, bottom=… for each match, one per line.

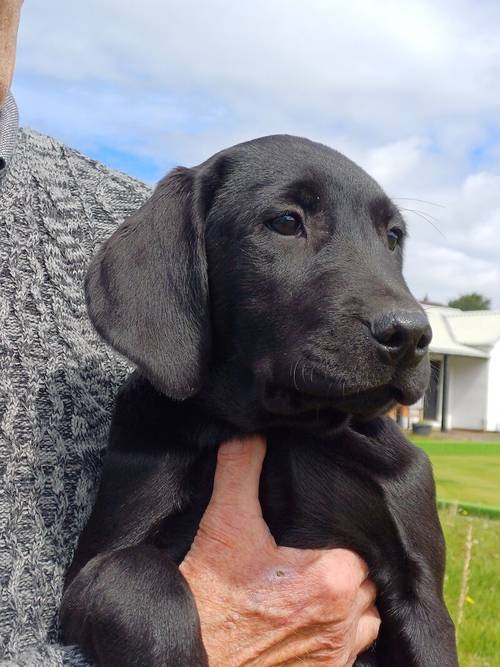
left=259, top=436, right=391, bottom=557
left=156, top=434, right=392, bottom=566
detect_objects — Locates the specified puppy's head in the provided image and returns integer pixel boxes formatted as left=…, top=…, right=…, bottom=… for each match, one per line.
left=86, top=135, right=431, bottom=432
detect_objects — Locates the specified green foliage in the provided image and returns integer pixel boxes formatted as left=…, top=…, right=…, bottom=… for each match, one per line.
left=447, top=292, right=491, bottom=311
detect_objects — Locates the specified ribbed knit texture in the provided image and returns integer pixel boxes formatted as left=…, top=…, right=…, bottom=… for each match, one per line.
left=0, top=128, right=152, bottom=665
left=0, top=95, right=19, bottom=180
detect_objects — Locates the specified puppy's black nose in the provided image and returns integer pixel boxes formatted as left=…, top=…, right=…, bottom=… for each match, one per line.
left=370, top=311, right=432, bottom=363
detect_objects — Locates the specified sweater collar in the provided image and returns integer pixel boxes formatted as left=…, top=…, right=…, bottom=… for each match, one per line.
left=0, top=93, right=19, bottom=181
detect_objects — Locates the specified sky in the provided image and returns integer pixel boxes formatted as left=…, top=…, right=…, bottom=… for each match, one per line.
left=13, top=0, right=500, bottom=307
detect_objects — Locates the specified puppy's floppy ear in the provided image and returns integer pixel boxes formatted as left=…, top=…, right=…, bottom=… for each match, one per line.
left=85, top=167, right=210, bottom=399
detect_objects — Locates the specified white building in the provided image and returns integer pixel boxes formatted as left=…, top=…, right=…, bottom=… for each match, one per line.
left=413, top=305, right=500, bottom=432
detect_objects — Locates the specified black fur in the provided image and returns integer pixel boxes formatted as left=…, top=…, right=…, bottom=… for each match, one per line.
left=60, top=135, right=458, bottom=666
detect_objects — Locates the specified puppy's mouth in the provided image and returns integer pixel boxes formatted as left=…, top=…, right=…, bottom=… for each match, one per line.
left=259, top=355, right=429, bottom=424
left=260, top=370, right=426, bottom=432
left=263, top=382, right=397, bottom=419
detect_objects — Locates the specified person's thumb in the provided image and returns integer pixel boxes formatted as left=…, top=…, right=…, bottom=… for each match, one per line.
left=208, top=435, right=267, bottom=521
left=191, top=435, right=277, bottom=559
left=181, top=436, right=273, bottom=581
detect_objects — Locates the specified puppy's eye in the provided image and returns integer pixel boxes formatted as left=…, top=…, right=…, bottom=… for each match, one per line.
left=387, top=227, right=403, bottom=251
left=266, top=213, right=303, bottom=237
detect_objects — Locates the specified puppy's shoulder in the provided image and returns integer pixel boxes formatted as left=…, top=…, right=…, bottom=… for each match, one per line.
left=109, top=370, right=186, bottom=454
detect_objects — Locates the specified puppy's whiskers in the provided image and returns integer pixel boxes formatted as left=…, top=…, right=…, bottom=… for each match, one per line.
left=396, top=206, right=446, bottom=239
left=392, top=197, right=445, bottom=209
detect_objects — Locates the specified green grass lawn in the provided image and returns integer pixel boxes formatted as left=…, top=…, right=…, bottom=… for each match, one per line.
left=439, top=509, right=499, bottom=667
left=410, top=439, right=500, bottom=508
left=407, top=438, right=500, bottom=666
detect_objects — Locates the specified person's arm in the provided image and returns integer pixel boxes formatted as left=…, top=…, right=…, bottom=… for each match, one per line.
left=0, top=0, right=22, bottom=107
left=180, top=436, right=380, bottom=666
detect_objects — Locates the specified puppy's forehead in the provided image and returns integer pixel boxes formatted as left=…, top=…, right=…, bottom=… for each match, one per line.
left=214, top=134, right=384, bottom=204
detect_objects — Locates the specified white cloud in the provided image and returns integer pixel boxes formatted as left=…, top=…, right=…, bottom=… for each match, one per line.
left=12, top=0, right=500, bottom=307
left=401, top=171, right=500, bottom=305
left=405, top=241, right=500, bottom=305
left=362, top=138, right=429, bottom=191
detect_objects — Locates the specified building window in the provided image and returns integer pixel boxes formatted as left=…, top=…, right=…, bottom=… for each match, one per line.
left=424, top=359, right=441, bottom=421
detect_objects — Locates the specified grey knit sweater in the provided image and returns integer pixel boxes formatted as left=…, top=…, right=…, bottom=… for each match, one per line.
left=0, top=126, right=152, bottom=665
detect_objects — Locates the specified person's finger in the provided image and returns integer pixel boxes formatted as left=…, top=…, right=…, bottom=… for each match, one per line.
left=208, top=435, right=266, bottom=518
left=354, top=578, right=377, bottom=614
left=352, top=605, right=381, bottom=657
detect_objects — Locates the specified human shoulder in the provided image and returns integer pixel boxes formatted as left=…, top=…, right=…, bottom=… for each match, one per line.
left=16, top=128, right=151, bottom=214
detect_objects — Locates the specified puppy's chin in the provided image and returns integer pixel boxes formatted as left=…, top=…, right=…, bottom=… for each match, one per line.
left=267, top=406, right=351, bottom=436
left=259, top=356, right=430, bottom=430
left=261, top=383, right=395, bottom=432
left=260, top=380, right=431, bottom=435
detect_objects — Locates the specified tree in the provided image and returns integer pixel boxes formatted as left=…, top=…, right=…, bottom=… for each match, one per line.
left=447, top=292, right=491, bottom=311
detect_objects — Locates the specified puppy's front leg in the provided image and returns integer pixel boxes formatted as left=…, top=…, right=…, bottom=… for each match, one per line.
left=61, top=544, right=208, bottom=667
left=352, top=417, right=458, bottom=666
left=60, top=372, right=217, bottom=666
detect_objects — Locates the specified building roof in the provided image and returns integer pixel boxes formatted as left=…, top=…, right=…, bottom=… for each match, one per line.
left=423, top=305, right=500, bottom=359
left=446, top=311, right=500, bottom=347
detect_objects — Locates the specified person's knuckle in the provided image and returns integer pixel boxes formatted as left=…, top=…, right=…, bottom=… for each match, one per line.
left=320, top=549, right=365, bottom=584
left=329, top=573, right=358, bottom=604
left=217, top=441, right=249, bottom=464
left=324, top=597, right=353, bottom=628
left=316, top=560, right=357, bottom=598
left=343, top=549, right=368, bottom=576
left=308, top=572, right=356, bottom=621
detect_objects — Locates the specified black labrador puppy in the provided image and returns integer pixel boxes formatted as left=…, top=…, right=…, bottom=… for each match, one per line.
left=60, top=135, right=458, bottom=667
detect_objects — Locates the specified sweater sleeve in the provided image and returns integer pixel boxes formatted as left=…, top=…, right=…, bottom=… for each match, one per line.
left=0, top=128, right=153, bottom=663
left=0, top=643, right=93, bottom=667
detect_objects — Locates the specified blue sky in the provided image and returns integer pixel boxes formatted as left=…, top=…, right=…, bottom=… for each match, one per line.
left=13, top=0, right=500, bottom=306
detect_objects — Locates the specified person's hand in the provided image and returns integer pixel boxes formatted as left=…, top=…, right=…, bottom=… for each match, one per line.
left=179, top=435, right=380, bottom=666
